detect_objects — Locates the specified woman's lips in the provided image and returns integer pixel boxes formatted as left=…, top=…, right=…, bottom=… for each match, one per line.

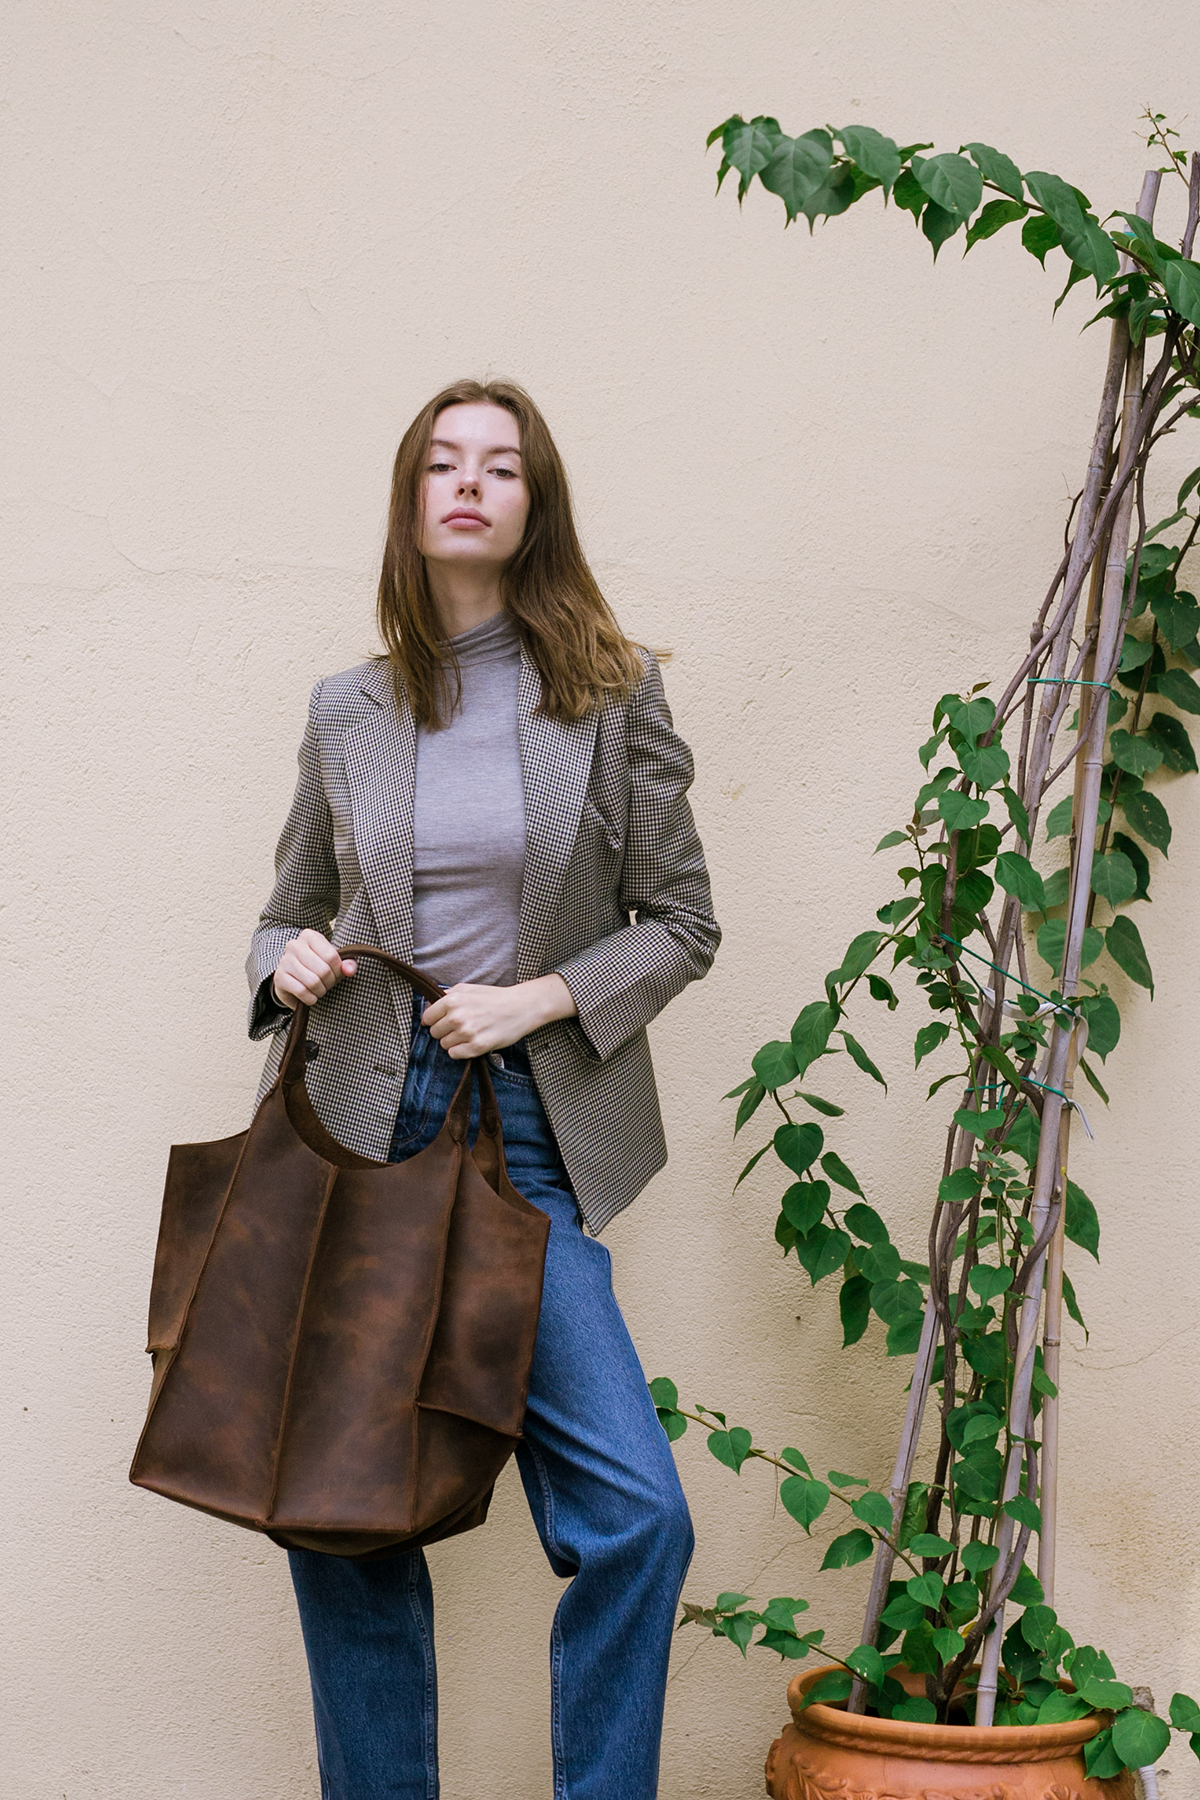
left=442, top=509, right=489, bottom=528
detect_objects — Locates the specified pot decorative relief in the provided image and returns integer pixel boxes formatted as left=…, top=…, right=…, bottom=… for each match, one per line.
left=765, top=1667, right=1135, bottom=1800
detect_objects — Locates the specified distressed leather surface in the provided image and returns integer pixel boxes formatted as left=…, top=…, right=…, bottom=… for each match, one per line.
left=130, top=947, right=550, bottom=1558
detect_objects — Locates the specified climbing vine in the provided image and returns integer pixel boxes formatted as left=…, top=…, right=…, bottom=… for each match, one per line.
left=652, top=111, right=1200, bottom=1775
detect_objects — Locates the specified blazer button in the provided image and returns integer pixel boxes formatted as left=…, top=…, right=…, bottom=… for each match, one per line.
left=305, top=1039, right=320, bottom=1061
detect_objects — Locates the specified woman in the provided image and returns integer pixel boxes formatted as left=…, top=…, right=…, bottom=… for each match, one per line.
left=246, top=379, right=720, bottom=1800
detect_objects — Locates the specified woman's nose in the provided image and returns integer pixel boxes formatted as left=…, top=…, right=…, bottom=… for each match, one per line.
left=457, top=472, right=481, bottom=497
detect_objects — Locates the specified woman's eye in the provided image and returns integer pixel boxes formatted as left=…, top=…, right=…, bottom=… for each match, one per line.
left=428, top=462, right=452, bottom=473
left=491, top=466, right=518, bottom=479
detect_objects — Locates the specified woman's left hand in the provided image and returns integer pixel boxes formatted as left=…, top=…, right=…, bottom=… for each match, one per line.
left=422, top=974, right=577, bottom=1059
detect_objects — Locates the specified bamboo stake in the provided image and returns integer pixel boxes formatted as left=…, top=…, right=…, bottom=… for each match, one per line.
left=1035, top=552, right=1104, bottom=1603
left=853, top=218, right=1148, bottom=1701
left=1009, top=319, right=1133, bottom=823
left=1036, top=170, right=1161, bottom=1604
left=1036, top=1041, right=1077, bottom=1604
left=975, top=175, right=1160, bottom=1722
left=986, top=314, right=1132, bottom=1010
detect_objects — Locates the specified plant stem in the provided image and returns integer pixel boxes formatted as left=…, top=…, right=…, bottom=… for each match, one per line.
left=672, top=1408, right=926, bottom=1574
left=845, top=1297, right=941, bottom=1712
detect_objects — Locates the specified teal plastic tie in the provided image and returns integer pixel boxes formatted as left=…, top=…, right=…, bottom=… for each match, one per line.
left=1022, top=1075, right=1070, bottom=1104
left=937, top=932, right=1071, bottom=1015
left=1028, top=676, right=1112, bottom=692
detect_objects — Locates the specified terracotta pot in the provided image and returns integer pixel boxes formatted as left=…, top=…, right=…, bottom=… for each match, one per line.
left=765, top=1665, right=1135, bottom=1800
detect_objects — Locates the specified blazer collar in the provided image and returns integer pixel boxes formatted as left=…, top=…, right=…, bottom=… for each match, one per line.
left=346, top=652, right=600, bottom=995
left=357, top=659, right=396, bottom=708
left=345, top=662, right=416, bottom=1036
left=515, top=651, right=600, bottom=980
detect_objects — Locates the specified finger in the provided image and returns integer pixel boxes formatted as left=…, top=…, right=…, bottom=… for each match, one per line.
left=425, top=981, right=471, bottom=1022
left=274, top=968, right=322, bottom=1007
left=297, top=928, right=339, bottom=960
left=427, top=1016, right=457, bottom=1042
left=421, top=997, right=447, bottom=1029
left=435, top=1018, right=479, bottom=1048
left=292, top=944, right=342, bottom=991
left=281, top=947, right=337, bottom=998
left=271, top=972, right=299, bottom=1010
left=294, top=932, right=350, bottom=983
left=427, top=1005, right=473, bottom=1041
left=284, top=963, right=333, bottom=1002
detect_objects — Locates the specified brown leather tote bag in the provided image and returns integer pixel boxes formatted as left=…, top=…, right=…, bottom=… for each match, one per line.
left=129, top=946, right=550, bottom=1558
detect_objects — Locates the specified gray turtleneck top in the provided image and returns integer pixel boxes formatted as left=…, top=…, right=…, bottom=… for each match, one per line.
left=411, top=609, right=526, bottom=989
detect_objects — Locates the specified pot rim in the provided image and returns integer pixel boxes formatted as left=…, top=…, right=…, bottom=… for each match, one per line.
left=787, top=1665, right=1103, bottom=1764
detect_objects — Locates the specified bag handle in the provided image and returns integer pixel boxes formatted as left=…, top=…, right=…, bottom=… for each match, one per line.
left=470, top=1054, right=505, bottom=1174
left=279, top=943, right=445, bottom=1087
left=274, top=943, right=507, bottom=1167
left=331, top=946, right=505, bottom=1141
left=340, top=943, right=446, bottom=1005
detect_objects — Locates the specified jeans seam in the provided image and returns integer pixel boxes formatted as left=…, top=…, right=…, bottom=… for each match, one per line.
left=527, top=1440, right=572, bottom=1798
left=526, top=1440, right=568, bottom=1566
left=389, top=1105, right=431, bottom=1158
left=314, top=1732, right=330, bottom=1800
left=405, top=1558, right=438, bottom=1799
left=550, top=1608, right=568, bottom=1800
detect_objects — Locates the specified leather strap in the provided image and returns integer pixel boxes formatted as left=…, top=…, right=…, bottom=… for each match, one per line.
left=439, top=1055, right=503, bottom=1152
left=339, top=943, right=446, bottom=1005
left=273, top=946, right=510, bottom=1185
left=280, top=944, right=446, bottom=1086
left=468, top=1056, right=504, bottom=1184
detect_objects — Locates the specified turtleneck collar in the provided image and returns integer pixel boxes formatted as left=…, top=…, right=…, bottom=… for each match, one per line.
left=445, top=608, right=521, bottom=668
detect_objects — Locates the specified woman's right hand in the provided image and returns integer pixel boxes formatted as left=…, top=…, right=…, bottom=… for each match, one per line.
left=271, top=930, right=357, bottom=1010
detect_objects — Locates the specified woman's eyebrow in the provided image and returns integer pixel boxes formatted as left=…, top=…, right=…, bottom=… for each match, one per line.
left=429, top=437, right=522, bottom=456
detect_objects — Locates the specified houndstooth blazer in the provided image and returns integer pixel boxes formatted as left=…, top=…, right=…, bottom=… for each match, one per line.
left=245, top=647, right=720, bottom=1233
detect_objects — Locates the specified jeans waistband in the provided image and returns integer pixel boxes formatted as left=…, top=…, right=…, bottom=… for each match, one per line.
left=491, top=1037, right=533, bottom=1078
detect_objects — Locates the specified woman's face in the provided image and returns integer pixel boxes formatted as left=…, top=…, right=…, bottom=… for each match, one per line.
left=418, top=402, right=530, bottom=573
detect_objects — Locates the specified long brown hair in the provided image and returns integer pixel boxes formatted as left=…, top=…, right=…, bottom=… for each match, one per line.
left=376, top=378, right=644, bottom=727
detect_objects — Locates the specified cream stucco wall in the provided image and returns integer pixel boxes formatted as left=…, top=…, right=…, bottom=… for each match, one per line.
left=7, top=3, right=1200, bottom=1796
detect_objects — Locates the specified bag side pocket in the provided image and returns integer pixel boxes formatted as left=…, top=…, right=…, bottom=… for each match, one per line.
left=147, top=1132, right=249, bottom=1353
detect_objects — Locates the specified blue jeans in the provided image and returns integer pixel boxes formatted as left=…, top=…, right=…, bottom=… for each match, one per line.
left=288, top=998, right=694, bottom=1799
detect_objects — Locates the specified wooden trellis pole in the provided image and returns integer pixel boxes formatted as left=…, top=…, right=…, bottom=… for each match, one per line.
left=975, top=171, right=1162, bottom=1723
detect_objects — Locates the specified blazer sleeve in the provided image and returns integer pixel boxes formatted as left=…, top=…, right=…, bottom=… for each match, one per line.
left=244, top=679, right=341, bottom=1040
left=552, top=656, right=720, bottom=1061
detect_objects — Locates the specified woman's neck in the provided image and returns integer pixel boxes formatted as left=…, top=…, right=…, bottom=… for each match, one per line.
left=425, top=560, right=506, bottom=640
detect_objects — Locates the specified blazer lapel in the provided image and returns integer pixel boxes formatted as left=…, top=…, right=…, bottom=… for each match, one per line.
left=344, top=662, right=417, bottom=1036
left=516, top=651, right=600, bottom=980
